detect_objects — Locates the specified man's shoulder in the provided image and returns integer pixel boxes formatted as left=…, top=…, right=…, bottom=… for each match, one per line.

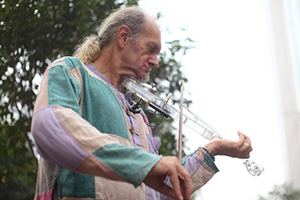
left=46, top=57, right=87, bottom=84
left=52, top=56, right=84, bottom=70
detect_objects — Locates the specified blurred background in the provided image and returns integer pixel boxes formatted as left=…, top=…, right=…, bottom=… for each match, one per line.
left=139, top=0, right=300, bottom=199
left=0, top=0, right=299, bottom=199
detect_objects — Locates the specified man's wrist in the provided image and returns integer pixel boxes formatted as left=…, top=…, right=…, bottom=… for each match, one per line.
left=204, top=140, right=219, bottom=157
left=203, top=147, right=215, bottom=161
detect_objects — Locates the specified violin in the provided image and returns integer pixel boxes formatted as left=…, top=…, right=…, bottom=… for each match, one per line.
left=122, top=77, right=264, bottom=176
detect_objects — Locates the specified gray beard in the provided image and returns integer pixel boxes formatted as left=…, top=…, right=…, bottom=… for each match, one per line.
left=138, top=72, right=150, bottom=83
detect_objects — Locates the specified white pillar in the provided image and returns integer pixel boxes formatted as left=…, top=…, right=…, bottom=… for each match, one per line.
left=267, top=0, right=300, bottom=189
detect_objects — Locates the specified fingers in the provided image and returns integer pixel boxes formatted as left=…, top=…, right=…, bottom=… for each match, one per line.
left=156, top=182, right=178, bottom=199
left=237, top=131, right=246, bottom=146
left=169, top=168, right=184, bottom=200
left=168, top=159, right=191, bottom=200
left=144, top=157, right=191, bottom=200
left=177, top=166, right=192, bottom=200
left=238, top=131, right=251, bottom=144
left=181, top=172, right=192, bottom=200
left=237, top=131, right=253, bottom=158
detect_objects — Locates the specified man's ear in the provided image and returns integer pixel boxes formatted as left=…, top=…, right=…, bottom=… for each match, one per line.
left=117, top=25, right=131, bottom=48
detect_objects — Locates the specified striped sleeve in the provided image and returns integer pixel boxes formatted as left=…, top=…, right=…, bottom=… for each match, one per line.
left=182, top=148, right=219, bottom=192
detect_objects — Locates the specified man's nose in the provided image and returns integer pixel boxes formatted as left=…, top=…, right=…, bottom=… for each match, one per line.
left=149, top=57, right=159, bottom=68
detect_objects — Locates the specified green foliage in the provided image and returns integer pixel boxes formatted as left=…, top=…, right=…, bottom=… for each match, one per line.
left=0, top=0, right=138, bottom=199
left=258, top=183, right=300, bottom=200
left=0, top=0, right=193, bottom=198
left=0, top=124, right=37, bottom=200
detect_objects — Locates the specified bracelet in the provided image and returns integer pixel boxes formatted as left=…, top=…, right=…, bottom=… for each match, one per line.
left=203, top=147, right=215, bottom=161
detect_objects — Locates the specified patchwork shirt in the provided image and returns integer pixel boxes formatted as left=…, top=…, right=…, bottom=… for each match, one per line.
left=32, top=57, right=218, bottom=200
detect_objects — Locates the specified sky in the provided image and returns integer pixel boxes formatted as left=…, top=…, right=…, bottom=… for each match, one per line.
left=139, top=0, right=286, bottom=199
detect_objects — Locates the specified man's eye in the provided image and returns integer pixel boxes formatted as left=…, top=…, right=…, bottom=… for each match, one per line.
left=149, top=47, right=156, bottom=54
left=147, top=44, right=160, bottom=54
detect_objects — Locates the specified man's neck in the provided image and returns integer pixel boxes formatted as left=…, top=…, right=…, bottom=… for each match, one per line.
left=93, top=46, right=122, bottom=88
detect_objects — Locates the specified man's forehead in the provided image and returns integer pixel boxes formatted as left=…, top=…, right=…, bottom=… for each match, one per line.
left=144, top=19, right=161, bottom=44
left=144, top=16, right=161, bottom=34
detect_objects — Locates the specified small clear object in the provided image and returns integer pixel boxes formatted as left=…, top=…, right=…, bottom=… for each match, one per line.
left=244, top=160, right=264, bottom=176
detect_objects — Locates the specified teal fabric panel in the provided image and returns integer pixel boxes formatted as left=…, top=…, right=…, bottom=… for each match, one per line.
left=47, top=65, right=81, bottom=115
left=63, top=57, right=84, bottom=71
left=58, top=167, right=95, bottom=198
left=204, top=154, right=219, bottom=172
left=80, top=73, right=130, bottom=141
left=93, top=143, right=162, bottom=187
left=48, top=57, right=130, bottom=140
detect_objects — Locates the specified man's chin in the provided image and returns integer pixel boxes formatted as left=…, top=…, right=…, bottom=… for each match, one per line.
left=137, top=73, right=150, bottom=83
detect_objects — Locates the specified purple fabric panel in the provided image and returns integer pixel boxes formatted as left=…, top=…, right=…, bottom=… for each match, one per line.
left=132, top=133, right=141, bottom=148
left=86, top=63, right=112, bottom=87
left=146, top=134, right=161, bottom=155
left=147, top=187, right=161, bottom=200
left=142, top=114, right=153, bottom=136
left=118, top=92, right=138, bottom=130
left=184, top=153, right=203, bottom=176
left=32, top=106, right=89, bottom=170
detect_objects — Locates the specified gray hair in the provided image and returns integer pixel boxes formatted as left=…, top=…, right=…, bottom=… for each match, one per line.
left=73, top=6, right=147, bottom=64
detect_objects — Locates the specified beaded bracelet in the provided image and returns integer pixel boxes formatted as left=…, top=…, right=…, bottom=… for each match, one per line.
left=203, top=147, right=215, bottom=161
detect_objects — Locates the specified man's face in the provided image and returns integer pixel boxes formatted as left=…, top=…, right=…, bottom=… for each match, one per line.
left=124, top=19, right=161, bottom=82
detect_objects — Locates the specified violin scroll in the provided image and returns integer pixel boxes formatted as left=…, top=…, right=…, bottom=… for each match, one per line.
left=244, top=160, right=264, bottom=176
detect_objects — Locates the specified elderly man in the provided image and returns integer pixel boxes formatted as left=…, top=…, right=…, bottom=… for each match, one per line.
left=32, top=6, right=252, bottom=200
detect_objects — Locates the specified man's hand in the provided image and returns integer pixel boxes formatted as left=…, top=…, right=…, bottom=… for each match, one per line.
left=143, top=156, right=192, bottom=200
left=204, top=131, right=253, bottom=158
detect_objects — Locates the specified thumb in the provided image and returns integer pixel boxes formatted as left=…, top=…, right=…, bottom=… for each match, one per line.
left=237, top=131, right=245, bottom=145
